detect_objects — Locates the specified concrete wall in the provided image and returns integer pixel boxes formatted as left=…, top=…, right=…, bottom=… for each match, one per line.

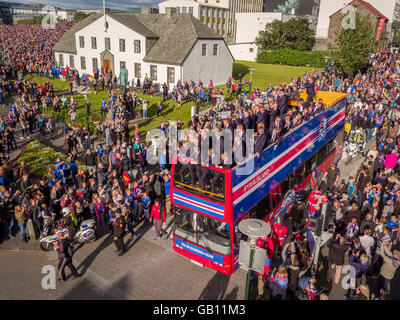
left=182, top=39, right=233, bottom=86
left=228, top=43, right=257, bottom=61
left=234, top=12, right=283, bottom=43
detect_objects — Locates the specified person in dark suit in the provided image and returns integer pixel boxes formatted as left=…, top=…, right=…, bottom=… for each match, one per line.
left=255, top=125, right=268, bottom=157
left=278, top=89, right=289, bottom=117
left=270, top=127, right=283, bottom=150
left=243, top=111, right=253, bottom=131
left=305, top=78, right=316, bottom=106
left=269, top=104, right=279, bottom=128
left=269, top=116, right=284, bottom=137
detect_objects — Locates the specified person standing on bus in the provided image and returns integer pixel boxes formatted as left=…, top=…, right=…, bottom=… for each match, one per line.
left=255, top=124, right=268, bottom=157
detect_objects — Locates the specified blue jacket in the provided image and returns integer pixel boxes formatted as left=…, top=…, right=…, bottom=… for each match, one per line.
left=349, top=254, right=369, bottom=278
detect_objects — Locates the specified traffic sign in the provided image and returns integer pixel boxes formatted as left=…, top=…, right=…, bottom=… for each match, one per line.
left=122, top=172, right=130, bottom=184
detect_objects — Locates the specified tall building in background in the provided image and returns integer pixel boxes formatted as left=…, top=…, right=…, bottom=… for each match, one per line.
left=159, top=0, right=263, bottom=44
left=263, top=0, right=320, bottom=16
left=0, top=2, right=13, bottom=24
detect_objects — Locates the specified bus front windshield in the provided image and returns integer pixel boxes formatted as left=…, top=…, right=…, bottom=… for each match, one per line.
left=173, top=161, right=225, bottom=202
left=174, top=206, right=231, bottom=251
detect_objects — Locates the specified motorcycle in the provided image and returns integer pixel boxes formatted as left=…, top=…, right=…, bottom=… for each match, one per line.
left=343, top=140, right=359, bottom=164
left=39, top=219, right=97, bottom=251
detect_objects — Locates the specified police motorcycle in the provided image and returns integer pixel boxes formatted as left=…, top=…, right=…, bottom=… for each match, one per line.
left=343, top=130, right=364, bottom=164
left=39, top=208, right=96, bottom=251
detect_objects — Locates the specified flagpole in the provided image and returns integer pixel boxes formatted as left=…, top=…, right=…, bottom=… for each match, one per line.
left=103, top=0, right=107, bottom=32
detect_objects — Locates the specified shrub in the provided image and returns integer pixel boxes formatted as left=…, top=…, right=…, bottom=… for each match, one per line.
left=256, top=49, right=330, bottom=68
left=17, top=140, right=87, bottom=177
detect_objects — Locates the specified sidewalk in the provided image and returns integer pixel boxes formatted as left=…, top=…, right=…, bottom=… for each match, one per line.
left=68, top=216, right=247, bottom=300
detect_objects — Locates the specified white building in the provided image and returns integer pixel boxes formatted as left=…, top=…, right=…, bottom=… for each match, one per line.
left=11, top=4, right=75, bottom=22
left=53, top=9, right=233, bottom=87
left=159, top=0, right=263, bottom=44
left=316, top=0, right=400, bottom=47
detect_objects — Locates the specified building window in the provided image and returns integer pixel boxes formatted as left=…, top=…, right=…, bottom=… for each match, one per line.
left=119, top=39, right=126, bottom=52
left=249, top=47, right=254, bottom=53
left=92, top=58, right=98, bottom=70
left=120, top=61, right=126, bottom=70
left=91, top=37, right=97, bottom=49
left=135, top=63, right=141, bottom=78
left=69, top=55, right=75, bottom=68
left=134, top=40, right=141, bottom=53
left=150, top=65, right=157, bottom=81
left=105, top=37, right=111, bottom=51
left=59, top=54, right=64, bottom=67
left=167, top=67, right=175, bottom=83
left=213, top=44, right=218, bottom=56
left=80, top=56, right=86, bottom=70
left=182, top=7, right=187, bottom=13
left=79, top=36, right=84, bottom=48
left=202, top=44, right=207, bottom=56
left=176, top=7, right=180, bottom=13
left=189, top=7, right=193, bottom=15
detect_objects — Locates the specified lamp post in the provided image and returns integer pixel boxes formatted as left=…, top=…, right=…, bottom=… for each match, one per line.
left=84, top=94, right=91, bottom=148
left=248, top=68, right=255, bottom=97
left=238, top=218, right=271, bottom=300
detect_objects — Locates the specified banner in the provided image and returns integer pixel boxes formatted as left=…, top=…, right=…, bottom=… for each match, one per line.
left=376, top=17, right=385, bottom=40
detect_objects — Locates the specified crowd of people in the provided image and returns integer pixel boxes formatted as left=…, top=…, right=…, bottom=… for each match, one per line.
left=1, top=20, right=400, bottom=297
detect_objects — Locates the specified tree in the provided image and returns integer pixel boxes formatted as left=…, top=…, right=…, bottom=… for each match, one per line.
left=16, top=16, right=45, bottom=25
left=329, top=12, right=378, bottom=75
left=391, top=11, right=400, bottom=46
left=73, top=11, right=90, bottom=22
left=255, top=17, right=315, bottom=51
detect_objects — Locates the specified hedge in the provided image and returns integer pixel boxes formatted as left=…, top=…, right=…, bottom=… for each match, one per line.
left=16, top=140, right=87, bottom=177
left=256, top=49, right=330, bottom=68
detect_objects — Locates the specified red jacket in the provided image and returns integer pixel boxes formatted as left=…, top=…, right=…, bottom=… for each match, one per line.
left=272, top=222, right=287, bottom=246
left=256, top=236, right=275, bottom=277
left=307, top=190, right=322, bottom=216
left=150, top=204, right=166, bottom=223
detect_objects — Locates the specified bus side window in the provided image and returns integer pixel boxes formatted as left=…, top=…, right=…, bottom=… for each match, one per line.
left=234, top=226, right=244, bottom=246
left=305, top=155, right=317, bottom=178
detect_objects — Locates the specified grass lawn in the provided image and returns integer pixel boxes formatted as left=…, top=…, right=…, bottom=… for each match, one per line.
left=24, top=74, right=70, bottom=91
left=31, top=61, right=315, bottom=141
left=231, top=60, right=317, bottom=91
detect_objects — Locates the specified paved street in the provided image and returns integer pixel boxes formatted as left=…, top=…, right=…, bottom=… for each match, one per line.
left=0, top=250, right=113, bottom=300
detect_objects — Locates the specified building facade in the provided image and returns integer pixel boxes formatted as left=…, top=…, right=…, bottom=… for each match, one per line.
left=159, top=0, right=263, bottom=44
left=0, top=2, right=12, bottom=24
left=316, top=0, right=400, bottom=50
left=11, top=4, right=75, bottom=22
left=229, top=12, right=317, bottom=61
left=53, top=10, right=233, bottom=86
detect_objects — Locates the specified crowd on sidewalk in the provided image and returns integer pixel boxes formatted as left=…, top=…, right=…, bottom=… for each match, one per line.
left=2, top=22, right=400, bottom=298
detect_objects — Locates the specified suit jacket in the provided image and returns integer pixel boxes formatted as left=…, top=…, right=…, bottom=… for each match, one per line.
left=269, top=121, right=283, bottom=136
left=278, top=94, right=288, bottom=116
left=255, top=131, right=268, bottom=154
left=243, top=116, right=253, bottom=130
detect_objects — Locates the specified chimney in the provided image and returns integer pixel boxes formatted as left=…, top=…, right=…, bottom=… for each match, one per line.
left=165, top=7, right=172, bottom=17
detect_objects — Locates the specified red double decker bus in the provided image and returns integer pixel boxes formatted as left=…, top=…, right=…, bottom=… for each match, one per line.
left=171, top=91, right=346, bottom=275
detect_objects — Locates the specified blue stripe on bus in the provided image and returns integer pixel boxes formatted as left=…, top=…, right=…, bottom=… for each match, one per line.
left=174, top=190, right=224, bottom=211
left=174, top=198, right=224, bottom=220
